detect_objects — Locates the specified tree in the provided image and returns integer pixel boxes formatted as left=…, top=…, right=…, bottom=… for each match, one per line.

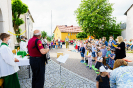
left=12, top=0, right=28, bottom=42
left=76, top=32, right=87, bottom=40
left=47, top=36, right=52, bottom=42
left=74, top=0, right=122, bottom=40
left=41, top=31, right=47, bottom=38
left=52, top=34, right=54, bottom=40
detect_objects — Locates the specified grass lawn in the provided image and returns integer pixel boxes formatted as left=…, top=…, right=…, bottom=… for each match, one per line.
left=126, top=51, right=133, bottom=53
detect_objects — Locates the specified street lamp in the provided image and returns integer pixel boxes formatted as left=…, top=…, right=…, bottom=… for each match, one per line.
left=27, top=15, right=30, bottom=40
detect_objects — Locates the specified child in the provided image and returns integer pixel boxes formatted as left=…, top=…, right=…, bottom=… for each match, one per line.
left=84, top=46, right=88, bottom=63
left=0, top=33, right=20, bottom=88
left=100, top=45, right=107, bottom=65
left=51, top=41, right=53, bottom=49
left=95, top=39, right=99, bottom=45
left=105, top=47, right=111, bottom=67
left=60, top=40, right=62, bottom=48
left=49, top=42, right=51, bottom=49
left=75, top=41, right=78, bottom=53
left=95, top=51, right=103, bottom=70
left=80, top=43, right=85, bottom=63
left=92, top=42, right=97, bottom=62
left=108, top=49, right=115, bottom=69
left=96, top=66, right=111, bottom=88
left=53, top=41, right=55, bottom=48
left=86, top=48, right=92, bottom=69
left=77, top=40, right=80, bottom=52
left=74, top=41, right=76, bottom=49
left=56, top=41, right=58, bottom=49
left=84, top=42, right=86, bottom=48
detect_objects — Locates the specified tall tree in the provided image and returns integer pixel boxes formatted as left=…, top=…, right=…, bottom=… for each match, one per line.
left=74, top=0, right=121, bottom=39
left=76, top=32, right=87, bottom=40
left=41, top=31, right=47, bottom=38
left=47, top=36, right=52, bottom=42
left=12, top=0, right=28, bottom=42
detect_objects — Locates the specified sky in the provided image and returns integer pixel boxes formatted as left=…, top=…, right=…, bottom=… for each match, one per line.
left=21, top=0, right=133, bottom=36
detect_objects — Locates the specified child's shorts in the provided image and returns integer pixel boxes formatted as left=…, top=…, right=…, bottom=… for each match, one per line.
left=81, top=53, right=84, bottom=57
left=92, top=52, right=95, bottom=57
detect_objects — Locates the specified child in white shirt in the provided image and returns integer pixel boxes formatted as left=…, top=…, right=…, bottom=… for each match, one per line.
left=86, top=48, right=92, bottom=69
left=95, top=51, right=103, bottom=70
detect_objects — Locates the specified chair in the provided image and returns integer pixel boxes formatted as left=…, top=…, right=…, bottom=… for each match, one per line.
left=0, top=78, right=4, bottom=88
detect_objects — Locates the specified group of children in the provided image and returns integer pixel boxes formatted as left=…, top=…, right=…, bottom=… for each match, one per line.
left=47, top=40, right=63, bottom=49
left=74, top=40, right=115, bottom=70
left=74, top=39, right=116, bottom=88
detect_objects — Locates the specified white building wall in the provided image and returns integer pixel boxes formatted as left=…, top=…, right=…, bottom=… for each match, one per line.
left=126, top=6, right=133, bottom=41
left=26, top=14, right=34, bottom=40
left=121, top=29, right=126, bottom=39
left=20, top=12, right=34, bottom=40
left=0, top=0, right=14, bottom=49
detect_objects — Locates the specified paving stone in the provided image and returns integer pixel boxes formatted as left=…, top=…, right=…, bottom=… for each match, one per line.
left=19, top=60, right=95, bottom=88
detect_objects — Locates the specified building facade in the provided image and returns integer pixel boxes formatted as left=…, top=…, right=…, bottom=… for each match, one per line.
left=20, top=10, right=34, bottom=39
left=124, top=4, right=133, bottom=41
left=0, top=0, right=14, bottom=49
left=54, top=25, right=91, bottom=40
left=121, top=22, right=126, bottom=39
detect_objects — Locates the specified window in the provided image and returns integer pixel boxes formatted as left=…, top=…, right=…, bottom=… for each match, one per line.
left=71, top=33, right=72, bottom=35
left=68, top=33, right=70, bottom=36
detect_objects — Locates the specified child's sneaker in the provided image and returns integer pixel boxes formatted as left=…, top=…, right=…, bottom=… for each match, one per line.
left=90, top=67, right=92, bottom=70
left=80, top=60, right=84, bottom=63
left=86, top=66, right=89, bottom=68
left=80, top=60, right=83, bottom=62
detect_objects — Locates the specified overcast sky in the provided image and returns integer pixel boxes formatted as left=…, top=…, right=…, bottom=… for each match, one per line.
left=21, top=0, right=133, bottom=36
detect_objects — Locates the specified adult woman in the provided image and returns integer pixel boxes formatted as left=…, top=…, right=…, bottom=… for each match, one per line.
left=0, top=33, right=20, bottom=88
left=115, top=36, right=126, bottom=60
left=65, top=36, right=69, bottom=49
left=102, top=37, right=108, bottom=46
left=110, top=59, right=133, bottom=88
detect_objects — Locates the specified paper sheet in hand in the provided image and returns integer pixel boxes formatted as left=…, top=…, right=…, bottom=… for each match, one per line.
left=57, top=54, right=69, bottom=63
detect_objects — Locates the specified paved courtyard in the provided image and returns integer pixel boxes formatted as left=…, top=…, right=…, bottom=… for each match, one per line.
left=18, top=60, right=96, bottom=88
left=18, top=45, right=133, bottom=88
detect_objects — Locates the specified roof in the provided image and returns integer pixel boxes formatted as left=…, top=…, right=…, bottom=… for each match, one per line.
left=54, top=25, right=82, bottom=33
left=28, top=10, right=34, bottom=22
left=124, top=4, right=133, bottom=15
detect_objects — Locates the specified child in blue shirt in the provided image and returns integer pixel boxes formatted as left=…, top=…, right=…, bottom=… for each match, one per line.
left=105, top=47, right=111, bottom=67
left=108, top=49, right=115, bottom=69
left=80, top=43, right=85, bottom=63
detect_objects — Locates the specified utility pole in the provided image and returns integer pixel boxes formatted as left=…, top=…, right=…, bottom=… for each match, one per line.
left=51, top=10, right=52, bottom=39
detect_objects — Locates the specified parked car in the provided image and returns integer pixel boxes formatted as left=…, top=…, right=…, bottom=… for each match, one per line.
left=62, top=40, right=65, bottom=45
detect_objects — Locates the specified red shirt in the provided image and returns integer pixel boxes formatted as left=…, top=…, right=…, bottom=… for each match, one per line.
left=28, top=36, right=44, bottom=57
